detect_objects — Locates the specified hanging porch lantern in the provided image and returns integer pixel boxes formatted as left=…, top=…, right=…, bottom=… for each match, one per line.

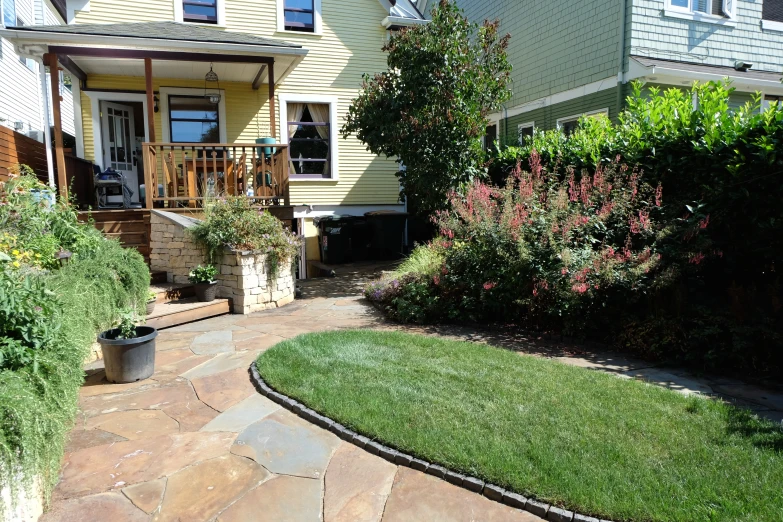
left=204, top=63, right=221, bottom=105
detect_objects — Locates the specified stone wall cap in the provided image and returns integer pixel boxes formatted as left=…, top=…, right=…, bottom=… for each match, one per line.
left=151, top=210, right=202, bottom=229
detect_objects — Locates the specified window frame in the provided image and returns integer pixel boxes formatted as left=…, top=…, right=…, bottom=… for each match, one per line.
left=517, top=122, right=535, bottom=145
left=174, top=0, right=225, bottom=26
left=556, top=109, right=609, bottom=137
left=663, top=0, right=737, bottom=25
left=278, top=93, right=339, bottom=180
left=277, top=0, right=322, bottom=35
left=160, top=87, right=228, bottom=145
left=167, top=95, right=222, bottom=146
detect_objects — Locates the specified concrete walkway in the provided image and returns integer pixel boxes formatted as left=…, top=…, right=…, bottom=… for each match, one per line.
left=45, top=263, right=782, bottom=521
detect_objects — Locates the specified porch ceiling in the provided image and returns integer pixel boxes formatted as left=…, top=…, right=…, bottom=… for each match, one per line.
left=71, top=57, right=274, bottom=84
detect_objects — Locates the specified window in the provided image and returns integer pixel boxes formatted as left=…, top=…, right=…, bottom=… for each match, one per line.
left=763, top=94, right=782, bottom=111
left=518, top=122, right=534, bottom=145
left=762, top=0, right=783, bottom=31
left=665, top=0, right=736, bottom=22
left=13, top=17, right=34, bottom=70
left=557, top=109, right=609, bottom=137
left=483, top=124, right=497, bottom=152
left=287, top=103, right=331, bottom=177
left=1, top=0, right=15, bottom=28
left=168, top=95, right=221, bottom=144
left=182, top=0, right=217, bottom=23
left=284, top=0, right=315, bottom=32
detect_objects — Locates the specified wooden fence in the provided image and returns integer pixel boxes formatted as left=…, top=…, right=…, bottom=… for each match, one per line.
left=0, top=126, right=49, bottom=183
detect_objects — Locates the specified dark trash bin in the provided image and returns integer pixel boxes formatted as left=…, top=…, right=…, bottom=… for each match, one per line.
left=365, top=210, right=409, bottom=260
left=349, top=218, right=370, bottom=262
left=315, top=215, right=354, bottom=265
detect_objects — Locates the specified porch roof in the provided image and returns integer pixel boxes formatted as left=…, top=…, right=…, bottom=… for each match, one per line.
left=0, top=22, right=308, bottom=85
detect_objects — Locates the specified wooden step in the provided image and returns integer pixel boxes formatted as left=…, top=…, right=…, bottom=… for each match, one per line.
left=150, top=271, right=168, bottom=284
left=146, top=297, right=230, bottom=330
left=149, top=282, right=195, bottom=303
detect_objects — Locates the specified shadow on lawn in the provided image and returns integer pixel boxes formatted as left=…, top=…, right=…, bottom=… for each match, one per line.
left=726, top=407, right=783, bottom=452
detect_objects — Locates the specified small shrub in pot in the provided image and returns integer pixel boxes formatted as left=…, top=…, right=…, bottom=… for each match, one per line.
left=146, top=290, right=157, bottom=315
left=97, top=310, right=158, bottom=383
left=189, top=264, right=218, bottom=302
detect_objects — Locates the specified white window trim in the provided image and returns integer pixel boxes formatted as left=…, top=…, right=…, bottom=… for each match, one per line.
left=84, top=91, right=150, bottom=171
left=159, top=86, right=228, bottom=144
left=278, top=93, right=339, bottom=181
left=174, top=0, right=226, bottom=27
left=276, top=0, right=322, bottom=35
left=663, top=0, right=737, bottom=26
left=556, top=109, right=609, bottom=130
left=762, top=19, right=783, bottom=32
left=517, top=121, right=534, bottom=144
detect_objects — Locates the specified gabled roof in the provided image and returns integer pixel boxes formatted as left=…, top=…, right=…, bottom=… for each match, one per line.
left=9, top=21, right=302, bottom=49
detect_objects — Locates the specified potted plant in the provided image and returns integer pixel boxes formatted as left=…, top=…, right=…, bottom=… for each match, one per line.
left=189, top=264, right=218, bottom=302
left=97, top=310, right=158, bottom=383
left=146, top=290, right=157, bottom=315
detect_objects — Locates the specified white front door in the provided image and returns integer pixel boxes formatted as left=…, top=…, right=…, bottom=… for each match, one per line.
left=101, top=102, right=139, bottom=203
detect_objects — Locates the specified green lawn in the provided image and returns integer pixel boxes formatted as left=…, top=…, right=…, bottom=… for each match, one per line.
left=256, top=330, right=783, bottom=522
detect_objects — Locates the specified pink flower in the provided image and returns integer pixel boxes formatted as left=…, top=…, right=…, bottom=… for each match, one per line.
left=571, top=283, right=589, bottom=294
left=655, top=183, right=663, bottom=207
left=433, top=275, right=440, bottom=285
left=699, top=214, right=710, bottom=229
left=483, top=281, right=497, bottom=290
left=689, top=252, right=706, bottom=265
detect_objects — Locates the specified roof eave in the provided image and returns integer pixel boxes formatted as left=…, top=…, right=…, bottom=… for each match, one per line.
left=0, top=27, right=309, bottom=59
left=381, top=16, right=429, bottom=29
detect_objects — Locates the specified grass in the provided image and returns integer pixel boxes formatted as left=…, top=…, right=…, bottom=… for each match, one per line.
left=256, top=330, right=783, bottom=522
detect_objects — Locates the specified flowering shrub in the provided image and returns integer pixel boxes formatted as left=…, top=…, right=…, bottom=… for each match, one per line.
left=189, top=197, right=301, bottom=275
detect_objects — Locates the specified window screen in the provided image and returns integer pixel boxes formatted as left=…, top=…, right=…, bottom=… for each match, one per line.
left=763, top=0, right=783, bottom=22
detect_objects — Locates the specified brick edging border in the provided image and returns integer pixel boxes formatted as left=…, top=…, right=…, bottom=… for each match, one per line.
left=248, top=362, right=611, bottom=522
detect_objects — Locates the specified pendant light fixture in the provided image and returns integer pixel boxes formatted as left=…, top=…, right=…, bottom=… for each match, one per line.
left=204, top=63, right=221, bottom=105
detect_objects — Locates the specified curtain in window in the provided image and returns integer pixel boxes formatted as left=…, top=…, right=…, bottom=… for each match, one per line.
left=307, top=103, right=330, bottom=175
left=287, top=103, right=306, bottom=174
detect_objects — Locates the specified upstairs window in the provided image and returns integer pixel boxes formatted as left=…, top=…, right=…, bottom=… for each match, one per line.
left=763, top=0, right=783, bottom=24
left=2, top=0, right=16, bottom=28
left=667, top=0, right=736, bottom=20
left=284, top=0, right=315, bottom=32
left=182, top=0, right=218, bottom=24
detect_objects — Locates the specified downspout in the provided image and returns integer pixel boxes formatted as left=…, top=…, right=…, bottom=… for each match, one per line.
left=616, top=0, right=629, bottom=121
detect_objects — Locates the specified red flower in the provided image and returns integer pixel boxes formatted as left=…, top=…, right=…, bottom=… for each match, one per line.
left=483, top=281, right=497, bottom=290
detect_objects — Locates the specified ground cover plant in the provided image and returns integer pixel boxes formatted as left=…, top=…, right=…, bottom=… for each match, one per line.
left=0, top=172, right=149, bottom=510
left=257, top=330, right=783, bottom=522
left=189, top=196, right=301, bottom=274
left=368, top=81, right=783, bottom=376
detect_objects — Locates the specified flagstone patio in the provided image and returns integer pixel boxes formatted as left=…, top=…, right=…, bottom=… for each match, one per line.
left=44, top=263, right=783, bottom=521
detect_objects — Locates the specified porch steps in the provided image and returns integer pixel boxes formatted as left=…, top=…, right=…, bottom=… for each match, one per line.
left=150, top=281, right=195, bottom=303
left=146, top=297, right=231, bottom=330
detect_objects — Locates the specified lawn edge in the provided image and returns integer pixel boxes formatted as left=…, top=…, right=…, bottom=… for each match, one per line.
left=249, top=361, right=612, bottom=522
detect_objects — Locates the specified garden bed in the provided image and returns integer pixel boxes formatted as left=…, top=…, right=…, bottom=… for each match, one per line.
left=256, top=330, right=783, bottom=522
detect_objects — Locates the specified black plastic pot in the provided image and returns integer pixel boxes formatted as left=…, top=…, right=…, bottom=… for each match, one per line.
left=194, top=281, right=218, bottom=302
left=97, top=326, right=158, bottom=383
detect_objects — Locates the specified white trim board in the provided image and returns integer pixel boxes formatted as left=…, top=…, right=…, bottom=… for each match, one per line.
left=84, top=91, right=150, bottom=170
left=293, top=204, right=405, bottom=219
left=278, top=93, right=340, bottom=181
left=159, top=86, right=228, bottom=144
left=762, top=19, right=783, bottom=33
left=489, top=76, right=618, bottom=121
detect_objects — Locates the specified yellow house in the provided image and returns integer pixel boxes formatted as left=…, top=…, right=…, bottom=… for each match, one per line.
left=0, top=0, right=427, bottom=276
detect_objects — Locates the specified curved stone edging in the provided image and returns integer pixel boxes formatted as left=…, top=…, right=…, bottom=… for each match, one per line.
left=248, top=362, right=611, bottom=522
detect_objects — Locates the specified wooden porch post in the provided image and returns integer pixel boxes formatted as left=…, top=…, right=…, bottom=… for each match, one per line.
left=144, top=57, right=155, bottom=209
left=44, top=53, right=68, bottom=200
left=268, top=60, right=276, bottom=139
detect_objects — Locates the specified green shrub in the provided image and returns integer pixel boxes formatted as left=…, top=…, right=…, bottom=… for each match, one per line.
left=0, top=172, right=149, bottom=511
left=189, top=197, right=301, bottom=274
left=188, top=264, right=217, bottom=284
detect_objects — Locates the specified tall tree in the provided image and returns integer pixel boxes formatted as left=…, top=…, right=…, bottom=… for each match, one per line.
left=342, top=0, right=511, bottom=216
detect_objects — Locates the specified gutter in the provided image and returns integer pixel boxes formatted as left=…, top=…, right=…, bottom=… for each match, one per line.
left=381, top=16, right=429, bottom=29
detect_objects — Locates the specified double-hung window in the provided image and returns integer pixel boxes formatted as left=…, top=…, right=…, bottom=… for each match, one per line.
left=557, top=109, right=608, bottom=137
left=762, top=0, right=783, bottom=31
left=181, top=0, right=218, bottom=24
left=2, top=0, right=15, bottom=28
left=283, top=0, right=315, bottom=32
left=518, top=122, right=535, bottom=145
left=169, top=95, right=221, bottom=144
left=287, top=103, right=331, bottom=177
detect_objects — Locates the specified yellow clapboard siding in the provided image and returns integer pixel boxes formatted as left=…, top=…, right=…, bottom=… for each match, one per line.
left=73, top=0, right=402, bottom=206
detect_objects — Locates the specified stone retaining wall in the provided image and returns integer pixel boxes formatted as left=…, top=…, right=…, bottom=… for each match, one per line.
left=150, top=210, right=295, bottom=314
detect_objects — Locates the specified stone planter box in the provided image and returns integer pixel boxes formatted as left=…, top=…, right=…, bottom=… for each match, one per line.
left=149, top=210, right=295, bottom=315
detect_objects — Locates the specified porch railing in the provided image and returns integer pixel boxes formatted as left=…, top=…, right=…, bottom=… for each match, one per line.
left=142, top=143, right=290, bottom=209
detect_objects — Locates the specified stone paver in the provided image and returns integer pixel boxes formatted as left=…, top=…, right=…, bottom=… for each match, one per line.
left=40, top=492, right=148, bottom=522
left=42, top=262, right=780, bottom=522
left=382, top=467, right=539, bottom=522
left=154, top=455, right=269, bottom=522
left=200, top=394, right=280, bottom=433
left=122, top=478, right=166, bottom=514
left=231, top=409, right=341, bottom=479
left=324, top=442, right=397, bottom=522
left=216, top=475, right=322, bottom=522
left=191, top=367, right=257, bottom=412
